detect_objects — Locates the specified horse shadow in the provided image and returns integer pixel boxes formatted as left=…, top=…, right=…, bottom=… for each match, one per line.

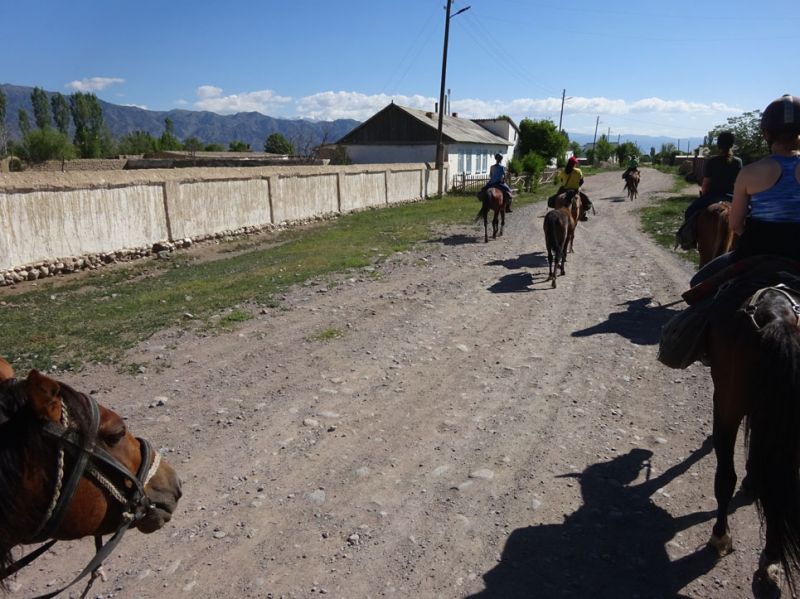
left=432, top=234, right=481, bottom=246
left=488, top=272, right=537, bottom=293
left=467, top=440, right=719, bottom=598
left=572, top=296, right=682, bottom=345
left=486, top=252, right=549, bottom=270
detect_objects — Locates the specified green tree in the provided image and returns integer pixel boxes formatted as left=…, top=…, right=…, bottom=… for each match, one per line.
left=594, top=135, right=614, bottom=161
left=569, top=141, right=582, bottom=157
left=204, top=143, right=225, bottom=152
left=615, top=141, right=641, bottom=165
left=183, top=136, right=203, bottom=154
left=18, top=109, right=32, bottom=136
left=264, top=132, right=294, bottom=154
left=117, top=130, right=158, bottom=155
left=158, top=117, right=182, bottom=151
left=19, top=128, right=75, bottom=164
left=70, top=92, right=106, bottom=158
left=328, top=145, right=351, bottom=165
left=31, top=87, right=51, bottom=130
left=228, top=140, right=251, bottom=152
left=517, top=118, right=568, bottom=164
left=709, top=110, right=767, bottom=163
left=50, top=93, right=71, bottom=135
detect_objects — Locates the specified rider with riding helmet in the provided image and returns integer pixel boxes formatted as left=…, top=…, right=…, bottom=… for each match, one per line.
left=690, top=94, right=800, bottom=286
left=621, top=155, right=640, bottom=180
left=479, top=153, right=514, bottom=212
left=676, top=132, right=742, bottom=248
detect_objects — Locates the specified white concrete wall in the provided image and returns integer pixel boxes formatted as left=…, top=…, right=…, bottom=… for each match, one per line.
left=0, top=184, right=167, bottom=269
left=340, top=171, right=386, bottom=212
left=388, top=169, right=423, bottom=203
left=0, top=164, right=448, bottom=271
left=170, top=178, right=271, bottom=239
left=270, top=173, right=339, bottom=223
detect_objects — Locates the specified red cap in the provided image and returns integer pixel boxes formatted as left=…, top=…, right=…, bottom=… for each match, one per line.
left=567, top=156, right=578, bottom=165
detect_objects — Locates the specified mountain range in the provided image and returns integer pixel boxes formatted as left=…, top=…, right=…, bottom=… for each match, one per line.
left=0, top=84, right=360, bottom=151
left=1, top=83, right=705, bottom=155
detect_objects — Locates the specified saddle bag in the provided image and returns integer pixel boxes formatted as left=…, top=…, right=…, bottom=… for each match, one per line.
left=657, top=299, right=711, bottom=369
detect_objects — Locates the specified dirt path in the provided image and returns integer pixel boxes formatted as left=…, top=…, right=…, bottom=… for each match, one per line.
left=13, top=169, right=765, bottom=598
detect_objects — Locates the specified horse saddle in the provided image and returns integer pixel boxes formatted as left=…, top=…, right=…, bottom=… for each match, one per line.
left=659, top=255, right=800, bottom=369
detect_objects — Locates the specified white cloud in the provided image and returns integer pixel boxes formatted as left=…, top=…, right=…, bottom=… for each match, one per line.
left=122, top=103, right=148, bottom=110
left=296, top=91, right=436, bottom=120
left=66, top=77, right=125, bottom=92
left=193, top=86, right=292, bottom=114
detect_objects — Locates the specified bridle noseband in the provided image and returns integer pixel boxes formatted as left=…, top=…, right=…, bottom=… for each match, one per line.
left=3, top=382, right=161, bottom=598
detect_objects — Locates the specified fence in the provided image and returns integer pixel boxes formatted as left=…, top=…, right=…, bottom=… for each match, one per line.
left=450, top=168, right=556, bottom=193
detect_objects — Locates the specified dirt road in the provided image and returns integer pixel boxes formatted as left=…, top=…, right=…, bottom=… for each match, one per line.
left=14, top=169, right=765, bottom=598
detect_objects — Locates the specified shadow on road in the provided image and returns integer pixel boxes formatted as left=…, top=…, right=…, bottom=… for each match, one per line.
left=572, top=297, right=683, bottom=345
left=488, top=272, right=537, bottom=293
left=432, top=234, right=481, bottom=246
left=467, top=440, right=720, bottom=598
left=486, top=252, right=548, bottom=270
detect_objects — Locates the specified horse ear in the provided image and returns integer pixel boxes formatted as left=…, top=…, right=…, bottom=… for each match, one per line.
left=24, top=370, right=62, bottom=422
left=0, top=357, right=14, bottom=382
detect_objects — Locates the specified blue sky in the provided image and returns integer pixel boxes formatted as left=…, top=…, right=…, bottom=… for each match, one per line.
left=3, top=0, right=798, bottom=138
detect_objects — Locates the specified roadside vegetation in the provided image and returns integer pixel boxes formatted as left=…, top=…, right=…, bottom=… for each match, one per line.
left=0, top=189, right=548, bottom=371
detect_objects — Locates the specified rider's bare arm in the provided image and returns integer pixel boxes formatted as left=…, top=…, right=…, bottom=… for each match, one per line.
left=701, top=177, right=711, bottom=196
left=730, top=158, right=784, bottom=235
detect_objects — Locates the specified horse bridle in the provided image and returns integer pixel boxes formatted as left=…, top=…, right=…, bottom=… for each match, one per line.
left=3, top=382, right=161, bottom=598
left=742, top=283, right=800, bottom=330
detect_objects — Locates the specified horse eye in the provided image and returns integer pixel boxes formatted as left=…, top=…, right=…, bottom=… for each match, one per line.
left=103, top=426, right=126, bottom=446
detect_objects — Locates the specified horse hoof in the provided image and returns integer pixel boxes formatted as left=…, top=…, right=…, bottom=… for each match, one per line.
left=753, top=562, right=782, bottom=599
left=708, top=531, right=733, bottom=557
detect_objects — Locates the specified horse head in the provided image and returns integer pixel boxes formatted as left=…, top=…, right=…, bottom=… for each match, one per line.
left=0, top=358, right=181, bottom=581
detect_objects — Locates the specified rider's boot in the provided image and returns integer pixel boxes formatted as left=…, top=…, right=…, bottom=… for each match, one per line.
left=505, top=195, right=513, bottom=212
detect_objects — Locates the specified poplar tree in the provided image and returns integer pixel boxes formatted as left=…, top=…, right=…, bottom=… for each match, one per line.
left=31, top=87, right=51, bottom=129
left=50, top=92, right=71, bottom=135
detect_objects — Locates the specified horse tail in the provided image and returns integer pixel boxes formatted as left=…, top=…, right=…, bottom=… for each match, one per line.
left=746, top=308, right=800, bottom=588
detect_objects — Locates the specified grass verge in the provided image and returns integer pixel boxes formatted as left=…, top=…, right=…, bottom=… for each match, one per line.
left=1, top=189, right=547, bottom=371
left=639, top=193, right=699, bottom=267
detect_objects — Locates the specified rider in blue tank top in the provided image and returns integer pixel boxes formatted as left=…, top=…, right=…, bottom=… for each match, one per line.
left=691, top=94, right=800, bottom=286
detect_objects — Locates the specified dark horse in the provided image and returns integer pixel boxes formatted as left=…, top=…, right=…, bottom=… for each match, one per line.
left=623, top=171, right=640, bottom=201
left=543, top=206, right=575, bottom=288
left=0, top=357, right=182, bottom=596
left=475, top=187, right=505, bottom=243
left=696, top=201, right=738, bottom=267
left=548, top=190, right=584, bottom=253
left=706, top=284, right=800, bottom=596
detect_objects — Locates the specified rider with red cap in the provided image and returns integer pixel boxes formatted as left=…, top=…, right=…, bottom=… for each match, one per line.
left=552, top=156, right=592, bottom=220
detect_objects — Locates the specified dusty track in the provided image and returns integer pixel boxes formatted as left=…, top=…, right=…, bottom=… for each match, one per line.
left=13, top=169, right=765, bottom=598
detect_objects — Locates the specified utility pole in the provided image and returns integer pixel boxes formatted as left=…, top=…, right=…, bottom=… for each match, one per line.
left=435, top=1, right=470, bottom=197
left=558, top=89, right=566, bottom=132
left=592, top=116, right=600, bottom=163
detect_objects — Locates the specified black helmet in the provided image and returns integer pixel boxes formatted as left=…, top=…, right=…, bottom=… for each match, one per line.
left=716, top=131, right=735, bottom=149
left=494, top=153, right=503, bottom=160
left=761, top=94, right=800, bottom=138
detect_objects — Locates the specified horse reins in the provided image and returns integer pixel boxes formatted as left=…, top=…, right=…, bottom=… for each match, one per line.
left=2, top=383, right=161, bottom=598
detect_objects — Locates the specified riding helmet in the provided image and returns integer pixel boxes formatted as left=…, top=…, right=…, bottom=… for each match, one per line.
left=761, top=94, right=800, bottom=138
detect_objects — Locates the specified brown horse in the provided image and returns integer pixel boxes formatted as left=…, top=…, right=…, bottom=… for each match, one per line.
left=543, top=206, right=575, bottom=288
left=623, top=171, right=640, bottom=201
left=705, top=284, right=800, bottom=596
left=696, top=202, right=738, bottom=267
left=475, top=187, right=505, bottom=243
left=548, top=190, right=582, bottom=252
left=0, top=357, right=181, bottom=595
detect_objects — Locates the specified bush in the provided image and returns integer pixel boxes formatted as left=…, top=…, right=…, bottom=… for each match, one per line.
left=521, top=152, right=546, bottom=179
left=20, top=128, right=75, bottom=163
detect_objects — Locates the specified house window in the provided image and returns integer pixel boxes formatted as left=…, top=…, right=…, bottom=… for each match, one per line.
left=458, top=152, right=464, bottom=174
left=481, top=152, right=488, bottom=173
